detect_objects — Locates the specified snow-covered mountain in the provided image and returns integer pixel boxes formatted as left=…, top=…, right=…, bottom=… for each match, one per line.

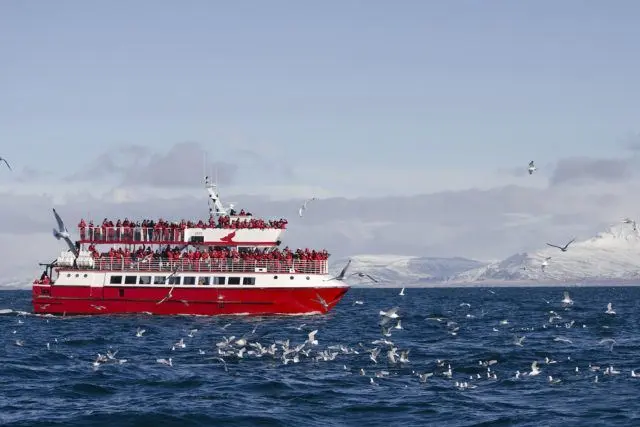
left=449, top=223, right=640, bottom=283
left=7, top=223, right=638, bottom=289
left=330, top=254, right=485, bottom=285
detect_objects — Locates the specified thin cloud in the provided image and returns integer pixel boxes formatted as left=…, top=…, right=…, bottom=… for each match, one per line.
left=65, top=142, right=298, bottom=188
left=120, top=142, right=237, bottom=187
left=549, top=157, right=632, bottom=186
left=66, top=144, right=151, bottom=181
left=3, top=177, right=638, bottom=277
left=620, top=132, right=640, bottom=152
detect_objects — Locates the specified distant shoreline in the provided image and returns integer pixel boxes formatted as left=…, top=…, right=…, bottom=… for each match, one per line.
left=350, top=279, right=640, bottom=288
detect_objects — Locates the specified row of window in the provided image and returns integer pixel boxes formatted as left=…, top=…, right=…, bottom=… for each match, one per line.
left=109, top=275, right=256, bottom=286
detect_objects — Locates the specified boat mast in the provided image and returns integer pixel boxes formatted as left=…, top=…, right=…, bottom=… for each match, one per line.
left=205, top=175, right=229, bottom=218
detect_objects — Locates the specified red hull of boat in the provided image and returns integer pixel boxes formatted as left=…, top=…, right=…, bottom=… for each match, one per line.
left=31, top=285, right=349, bottom=316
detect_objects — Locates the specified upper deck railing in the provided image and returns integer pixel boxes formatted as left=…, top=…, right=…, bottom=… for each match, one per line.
left=79, top=227, right=184, bottom=243
left=77, top=226, right=282, bottom=246
left=58, top=258, right=329, bottom=275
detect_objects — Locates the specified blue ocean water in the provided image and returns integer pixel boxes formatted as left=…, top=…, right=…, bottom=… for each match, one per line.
left=1, top=286, right=640, bottom=427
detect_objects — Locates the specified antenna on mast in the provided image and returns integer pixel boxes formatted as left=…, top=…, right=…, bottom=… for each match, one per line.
left=203, top=152, right=207, bottom=183
left=204, top=161, right=228, bottom=218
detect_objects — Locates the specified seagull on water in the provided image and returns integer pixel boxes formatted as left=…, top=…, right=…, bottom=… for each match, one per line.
left=605, top=302, right=615, bottom=315
left=561, top=291, right=573, bottom=305
left=306, top=330, right=318, bottom=346
left=528, top=160, right=536, bottom=175
left=546, top=238, right=575, bottom=252
left=298, top=197, right=316, bottom=217
left=157, top=358, right=173, bottom=366
left=379, top=306, right=400, bottom=319
left=548, top=375, right=561, bottom=384
left=529, top=361, right=541, bottom=376
left=369, top=347, right=381, bottom=364
left=136, top=327, right=146, bottom=337
left=0, top=157, right=12, bottom=171
left=52, top=208, right=79, bottom=256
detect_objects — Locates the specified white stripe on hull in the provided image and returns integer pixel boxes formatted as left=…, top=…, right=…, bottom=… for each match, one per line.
left=53, top=270, right=344, bottom=288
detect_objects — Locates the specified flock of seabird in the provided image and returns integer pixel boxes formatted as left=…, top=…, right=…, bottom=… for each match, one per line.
left=4, top=287, right=635, bottom=392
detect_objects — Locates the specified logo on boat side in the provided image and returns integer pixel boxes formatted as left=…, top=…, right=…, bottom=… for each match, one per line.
left=220, top=231, right=236, bottom=243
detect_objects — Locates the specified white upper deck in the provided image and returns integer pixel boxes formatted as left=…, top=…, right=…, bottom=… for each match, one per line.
left=78, top=177, right=288, bottom=247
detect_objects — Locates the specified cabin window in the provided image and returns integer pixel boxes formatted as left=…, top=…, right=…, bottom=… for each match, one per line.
left=198, top=277, right=211, bottom=286
left=154, top=276, right=166, bottom=285
left=110, top=276, right=123, bottom=285
left=139, top=276, right=152, bottom=285
left=183, top=276, right=196, bottom=285
left=168, top=276, right=181, bottom=285
left=290, top=276, right=294, bottom=280
left=213, top=276, right=226, bottom=285
left=228, top=277, right=240, bottom=285
left=124, top=276, right=137, bottom=285
left=243, top=277, right=256, bottom=285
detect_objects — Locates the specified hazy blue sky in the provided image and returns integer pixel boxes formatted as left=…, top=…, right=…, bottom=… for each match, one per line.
left=3, top=1, right=640, bottom=277
left=1, top=0, right=640, bottom=197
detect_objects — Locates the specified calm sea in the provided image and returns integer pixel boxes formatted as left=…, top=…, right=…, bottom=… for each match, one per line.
left=1, top=286, right=640, bottom=427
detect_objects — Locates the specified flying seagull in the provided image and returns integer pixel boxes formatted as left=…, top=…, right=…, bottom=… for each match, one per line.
left=546, top=238, right=575, bottom=252
left=528, top=161, right=536, bottom=175
left=541, top=256, right=551, bottom=271
left=325, top=260, right=351, bottom=281
left=0, top=157, right=11, bottom=171
left=52, top=208, right=78, bottom=256
left=298, top=197, right=316, bottom=218
left=349, top=272, right=379, bottom=283
left=622, top=217, right=638, bottom=231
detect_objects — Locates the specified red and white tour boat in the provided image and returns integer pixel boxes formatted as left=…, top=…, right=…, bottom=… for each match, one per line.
left=31, top=177, right=350, bottom=316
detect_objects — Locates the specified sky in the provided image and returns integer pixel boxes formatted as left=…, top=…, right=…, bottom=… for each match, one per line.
left=1, top=1, right=640, bottom=278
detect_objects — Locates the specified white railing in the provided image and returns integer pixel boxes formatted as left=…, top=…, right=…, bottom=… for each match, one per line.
left=64, top=258, right=329, bottom=275
left=78, top=226, right=285, bottom=243
left=79, top=227, right=184, bottom=242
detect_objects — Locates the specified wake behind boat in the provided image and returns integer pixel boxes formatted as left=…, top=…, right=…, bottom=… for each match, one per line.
left=32, top=177, right=349, bottom=316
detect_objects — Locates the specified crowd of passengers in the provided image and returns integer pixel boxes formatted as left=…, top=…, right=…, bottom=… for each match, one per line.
left=86, top=244, right=329, bottom=266
left=33, top=246, right=329, bottom=284
left=78, top=210, right=288, bottom=241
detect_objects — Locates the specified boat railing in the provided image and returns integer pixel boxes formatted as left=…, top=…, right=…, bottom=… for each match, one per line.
left=65, top=258, right=329, bottom=275
left=79, top=227, right=184, bottom=243
left=77, top=226, right=284, bottom=243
